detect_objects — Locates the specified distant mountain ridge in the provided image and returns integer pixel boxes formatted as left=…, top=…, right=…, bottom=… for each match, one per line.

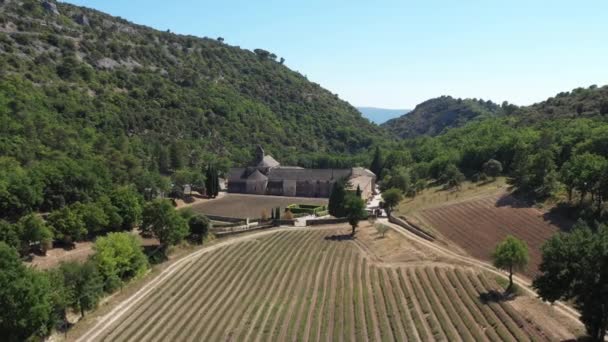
left=357, top=107, right=410, bottom=124
left=381, top=85, right=608, bottom=139
left=381, top=96, right=503, bottom=139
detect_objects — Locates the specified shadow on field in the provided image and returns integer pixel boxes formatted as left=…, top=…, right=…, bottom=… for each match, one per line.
left=324, top=233, right=354, bottom=242
left=479, top=290, right=517, bottom=303
left=494, top=194, right=533, bottom=209
left=494, top=194, right=575, bottom=232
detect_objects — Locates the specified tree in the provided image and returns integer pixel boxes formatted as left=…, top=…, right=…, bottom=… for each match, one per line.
left=73, top=201, right=109, bottom=235
left=109, top=186, right=143, bottom=231
left=355, top=185, right=362, bottom=198
left=141, top=199, right=189, bottom=249
left=169, top=141, right=186, bottom=170
left=18, top=214, right=53, bottom=254
left=47, top=206, right=86, bottom=246
left=560, top=153, right=607, bottom=205
left=328, top=181, right=347, bottom=217
left=58, top=261, right=104, bottom=318
left=205, top=164, right=219, bottom=198
left=534, top=222, right=608, bottom=341
left=0, top=220, right=21, bottom=251
left=275, top=207, right=281, bottom=220
left=375, top=223, right=390, bottom=238
left=92, top=232, right=149, bottom=292
left=439, top=164, right=465, bottom=189
left=0, top=242, right=54, bottom=341
left=492, top=235, right=528, bottom=293
left=381, top=167, right=411, bottom=193
left=344, top=194, right=366, bottom=236
left=370, top=146, right=384, bottom=180
left=180, top=210, right=210, bottom=241
left=382, top=188, right=403, bottom=215
left=482, top=159, right=503, bottom=179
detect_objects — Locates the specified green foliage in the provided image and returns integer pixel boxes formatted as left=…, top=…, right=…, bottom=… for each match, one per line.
left=179, top=209, right=210, bottom=241
left=109, top=186, right=143, bottom=231
left=141, top=199, right=189, bottom=247
left=73, top=201, right=109, bottom=235
left=57, top=261, right=104, bottom=317
left=344, top=194, right=366, bottom=235
left=381, top=167, right=411, bottom=193
left=0, top=220, right=21, bottom=250
left=492, top=235, right=528, bottom=293
left=369, top=146, right=384, bottom=179
left=0, top=0, right=384, bottom=227
left=382, top=96, right=504, bottom=139
left=0, top=242, right=54, bottom=341
left=47, top=205, right=86, bottom=245
left=534, top=222, right=608, bottom=341
left=560, top=153, right=607, bottom=204
left=439, top=164, right=465, bottom=189
left=92, top=232, right=149, bottom=292
left=205, top=164, right=219, bottom=198
left=328, top=181, right=347, bottom=217
left=482, top=159, right=503, bottom=178
left=18, top=213, right=53, bottom=254
left=382, top=188, right=403, bottom=213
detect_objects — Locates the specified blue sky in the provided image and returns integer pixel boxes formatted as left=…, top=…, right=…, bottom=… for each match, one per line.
left=65, top=0, right=608, bottom=109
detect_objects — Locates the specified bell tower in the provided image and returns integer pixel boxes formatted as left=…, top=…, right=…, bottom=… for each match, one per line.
left=255, top=145, right=265, bottom=165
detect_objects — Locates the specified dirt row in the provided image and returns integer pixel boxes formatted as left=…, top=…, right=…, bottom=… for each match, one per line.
left=84, top=228, right=558, bottom=341
left=417, top=194, right=568, bottom=278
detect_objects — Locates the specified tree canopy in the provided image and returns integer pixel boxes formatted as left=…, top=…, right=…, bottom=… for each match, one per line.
left=492, top=235, right=528, bottom=293
left=534, top=222, right=608, bottom=341
left=141, top=199, right=189, bottom=248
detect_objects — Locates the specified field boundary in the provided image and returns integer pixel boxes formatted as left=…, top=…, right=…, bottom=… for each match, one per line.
left=380, top=218, right=583, bottom=327
left=388, top=214, right=435, bottom=241
left=74, top=226, right=338, bottom=342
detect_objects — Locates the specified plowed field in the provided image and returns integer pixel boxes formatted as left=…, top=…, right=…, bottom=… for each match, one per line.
left=417, top=193, right=572, bottom=279
left=78, top=228, right=563, bottom=341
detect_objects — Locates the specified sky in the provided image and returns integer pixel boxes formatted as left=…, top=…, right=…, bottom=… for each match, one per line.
left=65, top=0, right=608, bottom=109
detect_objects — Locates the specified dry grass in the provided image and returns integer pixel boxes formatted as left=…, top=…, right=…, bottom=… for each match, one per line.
left=395, top=177, right=508, bottom=215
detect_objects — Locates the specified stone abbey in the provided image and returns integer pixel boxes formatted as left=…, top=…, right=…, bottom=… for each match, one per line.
left=227, top=146, right=376, bottom=199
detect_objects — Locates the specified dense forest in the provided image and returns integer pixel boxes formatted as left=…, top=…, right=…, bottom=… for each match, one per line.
left=377, top=84, right=608, bottom=223
left=381, top=96, right=504, bottom=139
left=0, top=0, right=385, bottom=220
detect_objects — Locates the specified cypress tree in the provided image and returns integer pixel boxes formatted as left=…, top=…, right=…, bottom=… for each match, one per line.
left=370, top=146, right=384, bottom=180
left=205, top=165, right=219, bottom=198
left=356, top=185, right=362, bottom=198
left=328, top=181, right=347, bottom=217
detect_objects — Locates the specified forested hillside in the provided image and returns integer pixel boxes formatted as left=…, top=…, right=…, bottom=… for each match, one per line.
left=0, top=0, right=387, bottom=218
left=381, top=96, right=504, bottom=139
left=382, top=85, right=608, bottom=140
left=375, top=84, right=608, bottom=224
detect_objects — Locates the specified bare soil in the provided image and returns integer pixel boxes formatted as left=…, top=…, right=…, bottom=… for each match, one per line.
left=415, top=192, right=573, bottom=278
left=188, top=193, right=327, bottom=219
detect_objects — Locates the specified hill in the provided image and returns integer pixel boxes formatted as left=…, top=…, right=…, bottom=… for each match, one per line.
left=381, top=96, right=503, bottom=139
left=514, top=84, right=608, bottom=121
left=381, top=85, right=608, bottom=139
left=0, top=0, right=385, bottom=164
left=0, top=0, right=389, bottom=218
left=357, top=106, right=409, bottom=124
